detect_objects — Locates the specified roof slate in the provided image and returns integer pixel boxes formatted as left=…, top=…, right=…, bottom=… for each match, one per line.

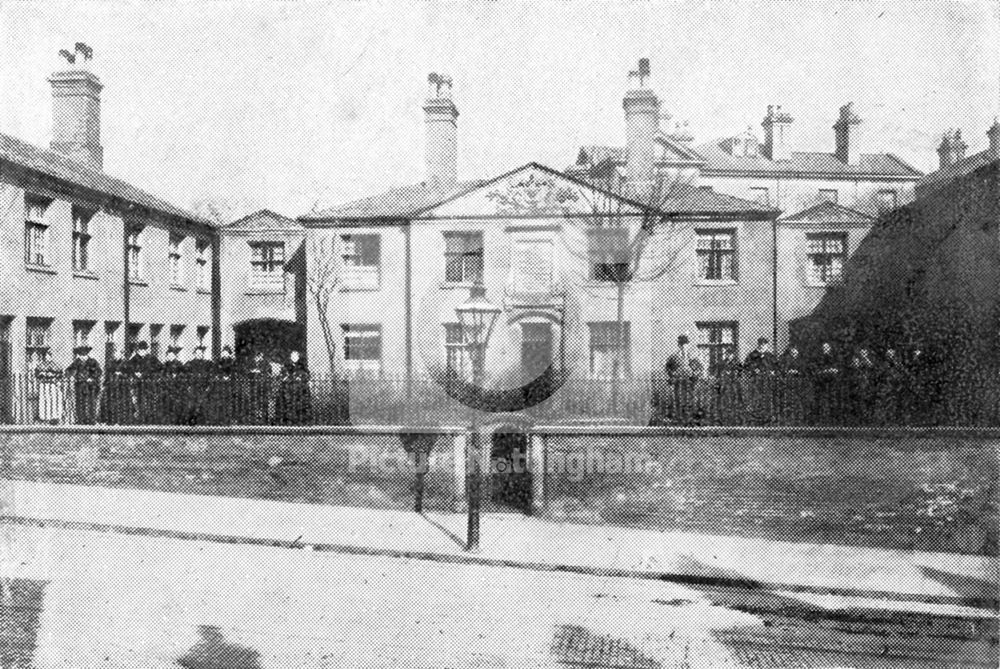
left=574, top=139, right=923, bottom=179
left=302, top=180, right=487, bottom=221
left=0, top=131, right=211, bottom=226
left=224, top=208, right=302, bottom=231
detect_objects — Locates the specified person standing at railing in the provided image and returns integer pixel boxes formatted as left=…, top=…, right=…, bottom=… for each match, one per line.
left=812, top=341, right=842, bottom=424
left=875, top=347, right=906, bottom=425
left=34, top=349, right=64, bottom=425
left=777, top=345, right=808, bottom=425
left=129, top=341, right=163, bottom=424
left=243, top=351, right=271, bottom=424
left=846, top=346, right=877, bottom=425
left=66, top=345, right=102, bottom=425
left=214, top=346, right=237, bottom=425
left=185, top=346, right=216, bottom=425
left=714, top=346, right=743, bottom=425
left=100, top=345, right=130, bottom=424
left=664, top=335, right=704, bottom=425
left=743, top=337, right=778, bottom=425
left=276, top=350, right=311, bottom=425
left=161, top=346, right=187, bottom=425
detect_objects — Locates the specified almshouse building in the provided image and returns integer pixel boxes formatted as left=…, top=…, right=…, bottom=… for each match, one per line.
left=300, top=68, right=779, bottom=383
left=0, top=45, right=219, bottom=419
left=569, top=62, right=924, bottom=349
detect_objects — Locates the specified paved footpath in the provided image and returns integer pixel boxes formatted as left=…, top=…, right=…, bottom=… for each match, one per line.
left=1, top=480, right=998, bottom=667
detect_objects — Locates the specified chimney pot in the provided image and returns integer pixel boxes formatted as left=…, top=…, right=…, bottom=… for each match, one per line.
left=423, top=72, right=458, bottom=186
left=49, top=43, right=103, bottom=169
left=762, top=104, right=794, bottom=161
left=833, top=102, right=862, bottom=165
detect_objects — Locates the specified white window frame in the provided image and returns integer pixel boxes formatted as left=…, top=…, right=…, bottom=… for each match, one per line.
left=249, top=241, right=285, bottom=290
left=72, top=206, right=95, bottom=272
left=806, top=231, right=848, bottom=286
left=195, top=240, right=211, bottom=291
left=443, top=232, right=484, bottom=284
left=696, top=321, right=737, bottom=375
left=588, top=321, right=631, bottom=379
left=340, top=234, right=381, bottom=290
left=24, top=196, right=51, bottom=267
left=342, top=324, right=382, bottom=374
left=127, top=228, right=144, bottom=281
left=25, top=318, right=52, bottom=372
left=695, top=229, right=737, bottom=283
left=444, top=323, right=470, bottom=380
left=169, top=234, right=184, bottom=287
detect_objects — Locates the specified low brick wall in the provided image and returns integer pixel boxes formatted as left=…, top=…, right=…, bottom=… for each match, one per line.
left=535, top=428, right=999, bottom=556
left=0, top=427, right=465, bottom=512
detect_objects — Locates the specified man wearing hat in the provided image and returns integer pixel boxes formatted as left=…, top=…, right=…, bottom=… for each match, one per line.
left=162, top=345, right=187, bottom=425
left=67, top=345, right=102, bottom=425
left=213, top=345, right=237, bottom=425
left=662, top=334, right=705, bottom=425
left=129, top=340, right=163, bottom=424
left=185, top=345, right=216, bottom=425
left=743, top=337, right=778, bottom=425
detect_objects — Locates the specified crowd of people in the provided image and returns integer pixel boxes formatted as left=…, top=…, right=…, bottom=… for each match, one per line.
left=652, top=334, right=960, bottom=426
left=30, top=343, right=314, bottom=426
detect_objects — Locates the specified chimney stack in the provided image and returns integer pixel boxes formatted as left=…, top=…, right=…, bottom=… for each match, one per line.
left=423, top=73, right=458, bottom=187
left=833, top=102, right=862, bottom=165
left=49, top=42, right=103, bottom=170
left=936, top=129, right=968, bottom=168
left=622, top=58, right=661, bottom=191
left=761, top=105, right=793, bottom=161
left=987, top=119, right=999, bottom=159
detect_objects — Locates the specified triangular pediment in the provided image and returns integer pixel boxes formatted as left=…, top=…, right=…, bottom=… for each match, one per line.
left=418, top=163, right=651, bottom=219
left=780, top=201, right=876, bottom=225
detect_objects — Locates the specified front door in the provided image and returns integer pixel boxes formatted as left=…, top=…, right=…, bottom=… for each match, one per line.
left=521, top=323, right=553, bottom=383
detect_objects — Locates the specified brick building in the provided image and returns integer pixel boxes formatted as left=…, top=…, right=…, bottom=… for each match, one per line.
left=0, top=45, right=218, bottom=419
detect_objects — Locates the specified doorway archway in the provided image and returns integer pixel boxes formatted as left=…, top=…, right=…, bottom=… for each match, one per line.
left=488, top=429, right=532, bottom=513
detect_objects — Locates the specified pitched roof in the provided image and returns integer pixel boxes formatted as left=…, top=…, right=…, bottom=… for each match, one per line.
left=572, top=139, right=923, bottom=180
left=918, top=148, right=997, bottom=192
left=779, top=200, right=876, bottom=224
left=0, top=131, right=212, bottom=227
left=301, top=180, right=488, bottom=221
left=657, top=185, right=778, bottom=216
left=694, top=141, right=923, bottom=179
left=223, top=208, right=302, bottom=231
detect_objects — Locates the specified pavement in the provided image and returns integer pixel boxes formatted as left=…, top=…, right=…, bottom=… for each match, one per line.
left=1, top=480, right=998, bottom=667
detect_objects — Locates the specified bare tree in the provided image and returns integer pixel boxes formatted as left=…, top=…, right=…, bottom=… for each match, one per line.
left=562, top=171, right=697, bottom=411
left=305, top=235, right=342, bottom=374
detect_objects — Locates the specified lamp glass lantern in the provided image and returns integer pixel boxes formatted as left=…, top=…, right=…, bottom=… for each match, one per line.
left=455, top=284, right=501, bottom=384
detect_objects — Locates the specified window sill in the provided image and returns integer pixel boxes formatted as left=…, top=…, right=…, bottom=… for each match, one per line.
left=694, top=279, right=738, bottom=287
left=170, top=284, right=188, bottom=292
left=341, top=284, right=381, bottom=292
left=440, top=281, right=481, bottom=290
left=196, top=288, right=213, bottom=295
left=25, top=263, right=56, bottom=275
left=73, top=270, right=99, bottom=281
left=804, top=282, right=843, bottom=289
left=129, top=278, right=148, bottom=287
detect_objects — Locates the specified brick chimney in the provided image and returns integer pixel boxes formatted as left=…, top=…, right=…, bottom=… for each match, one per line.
left=622, top=58, right=661, bottom=190
left=987, top=119, right=999, bottom=159
left=423, top=73, right=458, bottom=187
left=761, top=105, right=793, bottom=161
left=833, top=102, right=862, bottom=165
left=49, top=42, right=103, bottom=170
left=936, top=129, right=968, bottom=168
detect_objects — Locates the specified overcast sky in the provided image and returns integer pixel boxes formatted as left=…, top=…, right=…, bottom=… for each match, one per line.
left=1, top=1, right=997, bottom=221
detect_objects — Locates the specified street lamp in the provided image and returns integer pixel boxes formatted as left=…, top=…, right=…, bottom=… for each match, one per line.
left=455, top=282, right=502, bottom=552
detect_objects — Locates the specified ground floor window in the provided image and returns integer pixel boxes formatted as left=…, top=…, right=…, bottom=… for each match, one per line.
left=342, top=324, right=382, bottom=373
left=696, top=321, right=738, bottom=375
left=25, top=318, right=52, bottom=371
left=73, top=320, right=95, bottom=348
left=588, top=321, right=630, bottom=379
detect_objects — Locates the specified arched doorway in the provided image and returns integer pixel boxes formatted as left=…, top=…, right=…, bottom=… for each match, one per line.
left=233, top=319, right=305, bottom=365
left=488, top=429, right=532, bottom=513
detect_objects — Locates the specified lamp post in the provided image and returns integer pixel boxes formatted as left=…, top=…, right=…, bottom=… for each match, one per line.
left=455, top=282, right=501, bottom=552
